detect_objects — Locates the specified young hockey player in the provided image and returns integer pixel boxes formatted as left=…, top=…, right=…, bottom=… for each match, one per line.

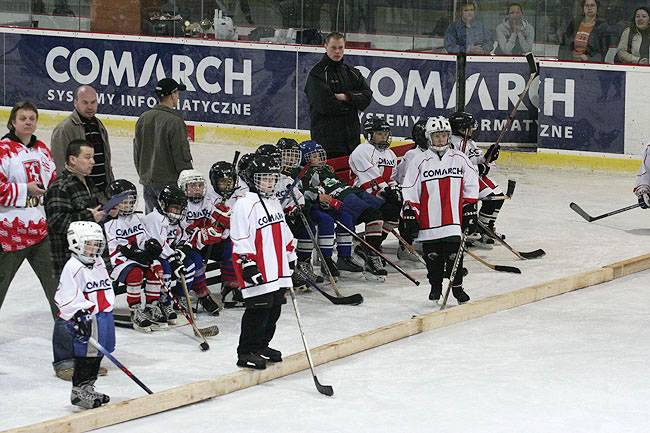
left=55, top=221, right=114, bottom=409
left=104, top=179, right=168, bottom=332
left=208, top=161, right=241, bottom=306
left=231, top=153, right=296, bottom=370
left=401, top=116, right=479, bottom=305
left=449, top=111, right=503, bottom=248
left=635, top=144, right=650, bottom=208
left=177, top=169, right=224, bottom=315
left=300, top=140, right=387, bottom=278
left=350, top=117, right=418, bottom=262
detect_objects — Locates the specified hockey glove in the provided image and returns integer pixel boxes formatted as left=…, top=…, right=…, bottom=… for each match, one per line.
left=462, top=203, right=478, bottom=235
left=636, top=186, right=650, bottom=209
left=477, top=163, right=490, bottom=176
left=212, top=203, right=231, bottom=229
left=238, top=256, right=265, bottom=286
left=485, top=143, right=500, bottom=163
left=169, top=255, right=187, bottom=279
left=120, top=245, right=153, bottom=266
left=197, top=226, right=223, bottom=246
left=400, top=208, right=419, bottom=240
left=174, top=244, right=193, bottom=263
left=143, top=238, right=163, bottom=261
left=381, top=186, right=402, bottom=205
left=303, top=190, right=319, bottom=202
left=72, top=309, right=92, bottom=340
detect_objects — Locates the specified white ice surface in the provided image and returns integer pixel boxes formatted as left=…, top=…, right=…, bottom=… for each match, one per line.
left=1, top=134, right=649, bottom=432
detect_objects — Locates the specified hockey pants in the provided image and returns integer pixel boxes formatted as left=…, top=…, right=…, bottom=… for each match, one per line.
left=237, top=289, right=287, bottom=355
left=421, top=239, right=464, bottom=298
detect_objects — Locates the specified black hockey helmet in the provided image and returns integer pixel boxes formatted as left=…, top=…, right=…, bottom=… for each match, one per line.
left=255, top=143, right=282, bottom=166
left=237, top=153, right=255, bottom=176
left=411, top=119, right=428, bottom=150
left=245, top=153, right=281, bottom=198
left=363, top=117, right=391, bottom=150
left=209, top=161, right=236, bottom=198
left=157, top=184, right=187, bottom=223
left=449, top=111, right=478, bottom=136
left=276, top=137, right=302, bottom=169
left=106, top=179, right=137, bottom=215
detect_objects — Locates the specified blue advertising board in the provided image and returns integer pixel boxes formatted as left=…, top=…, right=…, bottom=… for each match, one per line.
left=538, top=65, right=626, bottom=153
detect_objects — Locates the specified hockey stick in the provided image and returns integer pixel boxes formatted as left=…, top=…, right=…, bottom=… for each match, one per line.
left=439, top=229, right=469, bottom=310
left=569, top=202, right=639, bottom=222
left=480, top=179, right=517, bottom=202
left=279, top=163, right=311, bottom=207
left=157, top=274, right=217, bottom=350
left=485, top=52, right=538, bottom=162
left=288, top=287, right=334, bottom=396
left=295, top=267, right=363, bottom=305
left=179, top=274, right=218, bottom=343
left=87, top=336, right=153, bottom=394
left=464, top=248, right=521, bottom=274
left=478, top=220, right=545, bottom=259
left=289, top=189, right=360, bottom=302
left=386, top=228, right=427, bottom=266
left=334, top=219, right=420, bottom=286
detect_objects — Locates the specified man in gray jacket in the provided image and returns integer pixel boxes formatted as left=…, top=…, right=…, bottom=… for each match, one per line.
left=134, top=78, right=193, bottom=213
left=50, top=85, right=114, bottom=199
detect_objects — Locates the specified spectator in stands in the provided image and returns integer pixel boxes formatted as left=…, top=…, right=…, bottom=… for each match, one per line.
left=44, top=138, right=106, bottom=381
left=559, top=0, right=610, bottom=62
left=444, top=0, right=493, bottom=54
left=495, top=3, right=535, bottom=55
left=134, top=78, right=193, bottom=213
left=0, top=101, right=58, bottom=317
left=305, top=32, right=373, bottom=158
left=615, top=6, right=650, bottom=64
left=50, top=85, right=114, bottom=200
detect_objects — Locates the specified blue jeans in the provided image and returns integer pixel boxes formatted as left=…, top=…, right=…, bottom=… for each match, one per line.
left=52, top=317, right=74, bottom=372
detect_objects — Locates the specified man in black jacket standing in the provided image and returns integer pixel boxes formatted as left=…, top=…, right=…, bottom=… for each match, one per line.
left=305, top=32, right=373, bottom=158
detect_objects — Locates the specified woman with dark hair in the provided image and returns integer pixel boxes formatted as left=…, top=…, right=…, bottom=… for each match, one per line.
left=0, top=101, right=59, bottom=316
left=615, top=6, right=650, bottom=64
left=560, top=0, right=610, bottom=62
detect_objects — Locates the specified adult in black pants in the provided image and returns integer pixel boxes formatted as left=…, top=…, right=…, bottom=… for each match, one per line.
left=305, top=32, right=373, bottom=158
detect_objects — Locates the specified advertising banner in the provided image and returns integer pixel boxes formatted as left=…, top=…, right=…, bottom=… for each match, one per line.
left=538, top=63, right=626, bottom=153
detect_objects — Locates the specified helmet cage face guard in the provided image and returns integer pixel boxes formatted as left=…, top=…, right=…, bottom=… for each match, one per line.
left=117, top=191, right=137, bottom=215
left=253, top=172, right=280, bottom=198
left=281, top=147, right=302, bottom=169
left=369, top=128, right=392, bottom=150
left=306, top=148, right=327, bottom=166
left=68, top=226, right=105, bottom=265
left=165, top=204, right=186, bottom=223
left=215, top=176, right=235, bottom=197
left=182, top=178, right=206, bottom=203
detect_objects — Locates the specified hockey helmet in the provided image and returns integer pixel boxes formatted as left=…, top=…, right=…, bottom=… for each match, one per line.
left=425, top=116, right=452, bottom=152
left=276, top=138, right=302, bottom=169
left=67, top=221, right=105, bottom=266
left=106, top=179, right=137, bottom=215
left=237, top=153, right=255, bottom=175
left=363, top=117, right=391, bottom=150
left=245, top=154, right=281, bottom=198
left=157, top=184, right=188, bottom=223
left=209, top=161, right=236, bottom=198
left=178, top=169, right=206, bottom=203
left=299, top=140, right=327, bottom=166
left=255, top=143, right=282, bottom=165
left=449, top=111, right=478, bottom=137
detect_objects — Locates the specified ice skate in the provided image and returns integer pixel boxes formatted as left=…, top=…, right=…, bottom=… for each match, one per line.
left=364, top=254, right=387, bottom=281
left=452, top=285, right=470, bottom=304
left=71, top=385, right=102, bottom=409
left=236, top=352, right=267, bottom=370
left=297, top=260, right=323, bottom=284
left=336, top=256, right=364, bottom=273
left=321, top=256, right=340, bottom=278
left=198, top=293, right=223, bottom=316
left=130, top=305, right=153, bottom=333
left=159, top=300, right=178, bottom=325
left=397, top=245, right=420, bottom=262
left=144, top=304, right=168, bottom=330
left=258, top=347, right=282, bottom=363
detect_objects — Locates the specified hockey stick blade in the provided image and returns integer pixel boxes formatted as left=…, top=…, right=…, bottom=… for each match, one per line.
left=525, top=52, right=539, bottom=76
left=494, top=264, right=522, bottom=274
left=298, top=269, right=364, bottom=305
left=478, top=221, right=545, bottom=260
left=505, top=179, right=516, bottom=198
left=314, top=377, right=334, bottom=396
left=518, top=249, right=546, bottom=259
left=569, top=202, right=595, bottom=222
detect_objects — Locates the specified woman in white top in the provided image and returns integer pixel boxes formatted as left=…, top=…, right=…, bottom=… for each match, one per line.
left=615, top=6, right=650, bottom=65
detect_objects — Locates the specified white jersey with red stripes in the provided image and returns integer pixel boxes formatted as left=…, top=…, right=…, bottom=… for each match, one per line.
left=450, top=134, right=502, bottom=198
left=55, top=256, right=114, bottom=321
left=350, top=141, right=397, bottom=195
left=141, top=209, right=184, bottom=259
left=230, top=191, right=297, bottom=298
left=402, top=148, right=479, bottom=241
left=0, top=137, right=56, bottom=251
left=104, top=213, right=151, bottom=279
left=275, top=173, right=304, bottom=213
left=180, top=189, right=225, bottom=249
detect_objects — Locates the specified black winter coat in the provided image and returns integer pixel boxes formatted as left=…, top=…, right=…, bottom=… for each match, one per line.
left=305, top=54, right=372, bottom=158
left=559, top=18, right=610, bottom=62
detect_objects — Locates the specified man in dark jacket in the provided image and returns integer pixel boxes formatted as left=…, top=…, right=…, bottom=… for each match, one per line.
left=44, top=138, right=106, bottom=381
left=134, top=78, right=193, bottom=213
left=305, top=32, right=373, bottom=158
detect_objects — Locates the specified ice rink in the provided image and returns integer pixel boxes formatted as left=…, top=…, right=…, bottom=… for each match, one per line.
left=1, top=133, right=649, bottom=432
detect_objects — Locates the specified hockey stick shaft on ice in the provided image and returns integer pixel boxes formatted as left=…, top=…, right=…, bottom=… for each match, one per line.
left=386, top=228, right=427, bottom=266
left=569, top=202, right=639, bottom=222
left=288, top=287, right=334, bottom=396
left=439, top=229, right=469, bottom=310
left=335, top=219, right=420, bottom=286
left=87, top=337, right=153, bottom=394
left=463, top=248, right=521, bottom=274
left=295, top=268, right=363, bottom=305
left=478, top=220, right=545, bottom=259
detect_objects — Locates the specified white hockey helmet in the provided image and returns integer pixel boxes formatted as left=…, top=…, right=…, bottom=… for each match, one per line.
left=178, top=169, right=206, bottom=203
left=67, top=221, right=105, bottom=266
left=425, top=116, right=452, bottom=152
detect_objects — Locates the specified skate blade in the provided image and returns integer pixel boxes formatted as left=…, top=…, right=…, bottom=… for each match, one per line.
left=363, top=272, right=386, bottom=282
